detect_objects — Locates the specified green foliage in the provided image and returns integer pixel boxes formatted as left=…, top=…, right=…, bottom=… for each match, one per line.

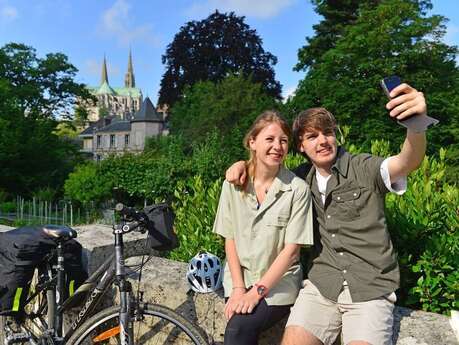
left=158, top=11, right=281, bottom=106
left=32, top=186, right=58, bottom=202
left=54, top=121, right=80, bottom=139
left=295, top=0, right=381, bottom=72
left=170, top=74, right=276, bottom=158
left=0, top=43, right=91, bottom=196
left=169, top=176, right=224, bottom=262
left=284, top=153, right=307, bottom=170
left=0, top=201, right=16, bottom=213
left=190, top=130, right=236, bottom=183
left=64, top=163, right=113, bottom=205
left=74, top=106, right=90, bottom=127
left=0, top=189, right=8, bottom=203
left=366, top=140, right=459, bottom=314
left=290, top=0, right=459, bottom=159
left=410, top=232, right=459, bottom=313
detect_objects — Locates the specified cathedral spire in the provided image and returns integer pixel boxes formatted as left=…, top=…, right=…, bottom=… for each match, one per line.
left=124, top=49, right=135, bottom=88
left=101, top=54, right=109, bottom=85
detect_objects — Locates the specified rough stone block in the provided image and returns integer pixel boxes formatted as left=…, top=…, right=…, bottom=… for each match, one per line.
left=1, top=224, right=456, bottom=344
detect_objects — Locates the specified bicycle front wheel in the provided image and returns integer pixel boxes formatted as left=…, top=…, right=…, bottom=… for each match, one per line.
left=66, top=304, right=209, bottom=345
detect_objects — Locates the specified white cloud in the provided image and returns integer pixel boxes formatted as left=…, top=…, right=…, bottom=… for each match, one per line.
left=187, top=0, right=296, bottom=19
left=282, top=85, right=296, bottom=102
left=1, top=4, right=18, bottom=21
left=99, top=0, right=160, bottom=47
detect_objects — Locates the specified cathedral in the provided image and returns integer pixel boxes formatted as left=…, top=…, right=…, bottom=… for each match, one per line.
left=79, top=52, right=166, bottom=160
left=85, top=51, right=143, bottom=121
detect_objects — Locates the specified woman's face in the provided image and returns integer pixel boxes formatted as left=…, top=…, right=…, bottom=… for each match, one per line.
left=249, top=122, right=289, bottom=169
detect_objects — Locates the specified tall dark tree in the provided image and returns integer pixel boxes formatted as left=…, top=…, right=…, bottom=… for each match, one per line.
left=0, top=43, right=92, bottom=196
left=289, top=0, right=459, bottom=164
left=295, top=0, right=381, bottom=72
left=158, top=11, right=281, bottom=106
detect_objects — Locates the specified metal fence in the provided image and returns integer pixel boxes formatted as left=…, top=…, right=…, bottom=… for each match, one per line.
left=0, top=197, right=115, bottom=226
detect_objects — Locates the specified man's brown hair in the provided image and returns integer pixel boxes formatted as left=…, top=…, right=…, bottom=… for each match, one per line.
left=292, top=107, right=337, bottom=153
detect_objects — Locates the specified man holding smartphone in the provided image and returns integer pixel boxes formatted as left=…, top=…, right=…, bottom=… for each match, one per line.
left=225, top=82, right=427, bottom=345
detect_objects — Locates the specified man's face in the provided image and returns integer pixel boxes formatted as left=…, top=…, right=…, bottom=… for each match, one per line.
left=299, top=128, right=337, bottom=171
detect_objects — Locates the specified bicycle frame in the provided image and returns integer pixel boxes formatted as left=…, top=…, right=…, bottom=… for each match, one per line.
left=2, top=216, right=149, bottom=345
left=61, top=221, right=136, bottom=344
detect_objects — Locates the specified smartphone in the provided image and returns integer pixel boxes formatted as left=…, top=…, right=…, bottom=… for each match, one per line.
left=381, top=76, right=439, bottom=132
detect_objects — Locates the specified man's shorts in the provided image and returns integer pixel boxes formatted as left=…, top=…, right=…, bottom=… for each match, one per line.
left=286, top=279, right=395, bottom=345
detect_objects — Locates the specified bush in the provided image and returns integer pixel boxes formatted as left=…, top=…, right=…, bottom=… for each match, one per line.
left=0, top=189, right=8, bottom=203
left=169, top=176, right=224, bottom=262
left=385, top=148, right=459, bottom=314
left=32, top=186, right=58, bottom=202
left=64, top=163, right=113, bottom=205
left=0, top=201, right=16, bottom=213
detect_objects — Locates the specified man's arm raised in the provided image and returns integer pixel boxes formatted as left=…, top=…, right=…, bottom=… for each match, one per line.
left=386, top=83, right=427, bottom=181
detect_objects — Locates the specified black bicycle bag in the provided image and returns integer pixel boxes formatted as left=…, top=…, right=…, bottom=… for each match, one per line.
left=0, top=226, right=56, bottom=316
left=0, top=226, right=88, bottom=315
left=144, top=203, right=178, bottom=251
left=44, top=238, right=88, bottom=305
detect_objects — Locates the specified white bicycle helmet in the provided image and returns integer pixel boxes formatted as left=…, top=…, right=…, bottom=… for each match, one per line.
left=186, top=252, right=223, bottom=293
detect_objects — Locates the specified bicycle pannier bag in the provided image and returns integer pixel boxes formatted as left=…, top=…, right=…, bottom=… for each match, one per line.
left=0, top=226, right=56, bottom=316
left=44, top=239, right=88, bottom=308
left=144, top=203, right=178, bottom=251
left=0, top=226, right=88, bottom=315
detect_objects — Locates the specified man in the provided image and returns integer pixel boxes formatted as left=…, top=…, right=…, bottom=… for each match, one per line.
left=226, top=83, right=427, bottom=345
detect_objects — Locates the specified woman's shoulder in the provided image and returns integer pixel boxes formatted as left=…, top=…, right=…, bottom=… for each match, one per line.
left=279, top=167, right=309, bottom=192
left=221, top=179, right=245, bottom=195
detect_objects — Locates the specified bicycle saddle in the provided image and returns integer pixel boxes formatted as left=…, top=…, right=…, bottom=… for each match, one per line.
left=42, top=225, right=77, bottom=241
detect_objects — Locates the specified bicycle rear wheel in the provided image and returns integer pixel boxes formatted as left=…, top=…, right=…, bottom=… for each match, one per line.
left=67, top=304, right=209, bottom=345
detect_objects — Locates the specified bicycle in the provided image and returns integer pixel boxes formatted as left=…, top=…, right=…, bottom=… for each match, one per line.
left=0, top=203, right=209, bottom=345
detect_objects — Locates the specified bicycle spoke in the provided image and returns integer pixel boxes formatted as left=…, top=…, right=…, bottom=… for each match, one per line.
left=68, top=305, right=208, bottom=345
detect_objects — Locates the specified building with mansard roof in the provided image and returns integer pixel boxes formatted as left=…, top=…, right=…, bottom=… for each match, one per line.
left=80, top=97, right=165, bottom=161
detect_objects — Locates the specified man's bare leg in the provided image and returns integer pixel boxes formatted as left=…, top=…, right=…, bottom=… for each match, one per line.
left=281, top=326, right=323, bottom=345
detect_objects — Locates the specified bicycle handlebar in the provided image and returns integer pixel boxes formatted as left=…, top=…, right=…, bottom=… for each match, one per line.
left=115, top=203, right=148, bottom=223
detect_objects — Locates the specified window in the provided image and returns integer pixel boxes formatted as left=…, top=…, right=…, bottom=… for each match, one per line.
left=110, top=134, right=116, bottom=148
left=124, top=134, right=130, bottom=147
left=97, top=135, right=101, bottom=148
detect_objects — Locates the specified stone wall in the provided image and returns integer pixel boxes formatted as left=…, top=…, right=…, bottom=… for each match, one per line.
left=0, top=224, right=456, bottom=344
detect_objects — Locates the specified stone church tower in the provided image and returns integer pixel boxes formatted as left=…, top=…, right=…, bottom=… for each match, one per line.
left=85, top=51, right=143, bottom=122
left=124, top=50, right=135, bottom=88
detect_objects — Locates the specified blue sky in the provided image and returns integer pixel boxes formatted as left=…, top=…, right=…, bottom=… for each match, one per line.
left=0, top=0, right=458, bottom=104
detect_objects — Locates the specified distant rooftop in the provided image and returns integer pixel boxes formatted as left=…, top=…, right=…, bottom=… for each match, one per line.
left=131, top=97, right=163, bottom=123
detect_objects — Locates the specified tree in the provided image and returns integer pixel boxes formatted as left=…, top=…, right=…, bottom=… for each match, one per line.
left=295, top=0, right=381, bottom=72
left=64, top=163, right=113, bottom=205
left=158, top=11, right=281, bottom=106
left=169, top=74, right=277, bottom=160
left=289, top=0, right=459, bottom=163
left=0, top=43, right=92, bottom=196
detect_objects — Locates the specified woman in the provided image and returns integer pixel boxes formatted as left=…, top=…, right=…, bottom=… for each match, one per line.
left=213, top=110, right=313, bottom=345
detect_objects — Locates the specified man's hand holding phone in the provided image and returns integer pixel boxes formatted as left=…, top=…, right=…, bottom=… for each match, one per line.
left=381, top=76, right=438, bottom=132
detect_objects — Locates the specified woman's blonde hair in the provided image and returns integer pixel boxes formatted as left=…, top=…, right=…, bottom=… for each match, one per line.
left=242, top=110, right=291, bottom=190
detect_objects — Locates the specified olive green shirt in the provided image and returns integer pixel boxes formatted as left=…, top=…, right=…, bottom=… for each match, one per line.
left=213, top=166, right=314, bottom=306
left=295, top=148, right=400, bottom=302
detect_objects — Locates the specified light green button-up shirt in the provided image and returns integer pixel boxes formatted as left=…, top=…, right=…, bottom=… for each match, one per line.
left=213, top=166, right=313, bottom=306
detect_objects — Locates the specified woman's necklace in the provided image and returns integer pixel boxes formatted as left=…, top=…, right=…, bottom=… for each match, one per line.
left=254, top=179, right=274, bottom=209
